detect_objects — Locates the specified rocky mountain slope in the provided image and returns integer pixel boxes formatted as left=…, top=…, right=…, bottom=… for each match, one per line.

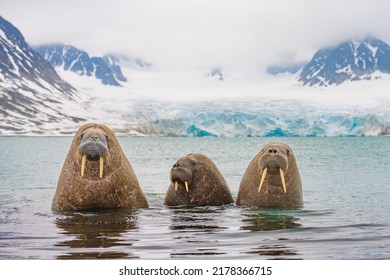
left=0, top=16, right=86, bottom=134
left=298, top=36, right=390, bottom=86
left=34, top=44, right=126, bottom=86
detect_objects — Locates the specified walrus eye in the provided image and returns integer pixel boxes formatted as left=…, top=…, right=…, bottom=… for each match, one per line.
left=190, top=160, right=196, bottom=166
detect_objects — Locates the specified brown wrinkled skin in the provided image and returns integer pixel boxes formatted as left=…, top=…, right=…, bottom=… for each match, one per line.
left=236, top=142, right=303, bottom=208
left=165, top=153, right=234, bottom=206
left=51, top=123, right=148, bottom=211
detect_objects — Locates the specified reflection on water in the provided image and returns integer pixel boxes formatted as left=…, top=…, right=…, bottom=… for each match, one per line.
left=2, top=137, right=390, bottom=259
left=240, top=209, right=301, bottom=259
left=245, top=244, right=299, bottom=259
left=240, top=208, right=301, bottom=231
left=54, top=209, right=139, bottom=259
left=52, top=206, right=303, bottom=259
left=168, top=206, right=228, bottom=257
left=169, top=206, right=227, bottom=233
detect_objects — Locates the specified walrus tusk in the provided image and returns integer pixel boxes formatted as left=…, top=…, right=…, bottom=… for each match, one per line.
left=258, top=167, right=267, bottom=193
left=99, top=156, right=104, bottom=178
left=81, top=155, right=87, bottom=177
left=175, top=181, right=178, bottom=191
left=280, top=168, right=287, bottom=193
left=185, top=181, right=189, bottom=192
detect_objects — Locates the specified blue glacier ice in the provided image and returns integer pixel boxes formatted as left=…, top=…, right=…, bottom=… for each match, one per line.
left=187, top=125, right=217, bottom=137
left=126, top=99, right=390, bottom=137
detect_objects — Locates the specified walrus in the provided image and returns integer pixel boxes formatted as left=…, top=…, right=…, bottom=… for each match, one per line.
left=52, top=123, right=148, bottom=211
left=165, top=153, right=234, bottom=206
left=236, top=142, right=303, bottom=208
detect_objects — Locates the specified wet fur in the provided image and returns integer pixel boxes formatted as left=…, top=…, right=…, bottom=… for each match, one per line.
left=52, top=123, right=148, bottom=211
left=236, top=142, right=303, bottom=208
left=165, top=153, right=234, bottom=206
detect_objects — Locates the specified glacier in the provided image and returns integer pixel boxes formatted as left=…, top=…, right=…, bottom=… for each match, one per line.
left=118, top=98, right=390, bottom=137
left=65, top=67, right=389, bottom=138
left=3, top=15, right=390, bottom=137
left=2, top=63, right=390, bottom=136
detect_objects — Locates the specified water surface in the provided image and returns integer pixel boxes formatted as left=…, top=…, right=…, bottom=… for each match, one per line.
left=0, top=137, right=389, bottom=259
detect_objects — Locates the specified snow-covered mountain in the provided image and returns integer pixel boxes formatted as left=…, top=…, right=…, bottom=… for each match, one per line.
left=207, top=67, right=224, bottom=81
left=34, top=44, right=126, bottom=86
left=102, top=54, right=127, bottom=83
left=267, top=63, right=306, bottom=75
left=0, top=17, right=75, bottom=93
left=133, top=57, right=152, bottom=68
left=1, top=15, right=390, bottom=137
left=0, top=16, right=86, bottom=134
left=298, top=36, right=390, bottom=86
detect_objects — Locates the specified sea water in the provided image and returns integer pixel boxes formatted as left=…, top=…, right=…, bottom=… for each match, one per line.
left=0, top=137, right=389, bottom=259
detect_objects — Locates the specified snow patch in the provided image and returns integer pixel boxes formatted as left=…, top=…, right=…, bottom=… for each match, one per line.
left=366, top=43, right=379, bottom=57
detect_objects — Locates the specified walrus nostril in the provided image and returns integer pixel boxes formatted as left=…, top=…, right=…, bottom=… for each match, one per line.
left=173, top=163, right=179, bottom=168
left=268, top=149, right=277, bottom=154
left=89, top=136, right=100, bottom=142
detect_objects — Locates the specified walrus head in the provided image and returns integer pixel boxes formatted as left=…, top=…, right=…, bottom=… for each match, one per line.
left=170, top=155, right=197, bottom=193
left=78, top=126, right=108, bottom=179
left=257, top=142, right=290, bottom=194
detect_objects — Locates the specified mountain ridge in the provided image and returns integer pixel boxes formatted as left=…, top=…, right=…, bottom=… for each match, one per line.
left=0, top=16, right=86, bottom=134
left=297, top=36, right=390, bottom=86
left=1, top=15, right=390, bottom=136
left=34, top=43, right=127, bottom=86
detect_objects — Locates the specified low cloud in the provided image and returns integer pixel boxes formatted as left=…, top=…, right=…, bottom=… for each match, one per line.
left=3, top=0, right=390, bottom=73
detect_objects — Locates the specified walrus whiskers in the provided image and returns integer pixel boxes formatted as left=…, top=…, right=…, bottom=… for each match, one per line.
left=258, top=167, right=267, bottom=192
left=280, top=168, right=287, bottom=193
left=81, top=155, right=87, bottom=177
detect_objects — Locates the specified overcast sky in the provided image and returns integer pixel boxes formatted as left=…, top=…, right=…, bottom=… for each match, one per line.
left=2, top=0, right=390, bottom=72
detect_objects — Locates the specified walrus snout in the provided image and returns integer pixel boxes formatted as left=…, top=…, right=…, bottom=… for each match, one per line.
left=258, top=147, right=289, bottom=194
left=78, top=127, right=108, bottom=179
left=79, top=141, right=108, bottom=160
left=260, top=157, right=287, bottom=175
left=170, top=166, right=192, bottom=192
